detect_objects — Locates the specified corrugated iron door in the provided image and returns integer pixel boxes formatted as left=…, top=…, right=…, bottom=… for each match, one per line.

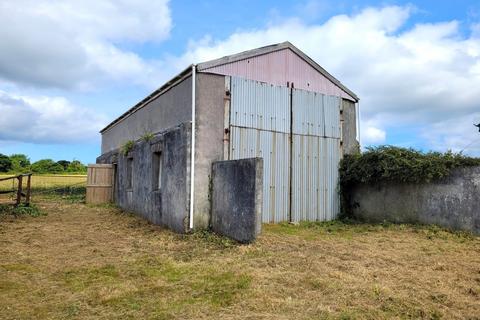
left=229, top=77, right=290, bottom=223
left=291, top=89, right=341, bottom=222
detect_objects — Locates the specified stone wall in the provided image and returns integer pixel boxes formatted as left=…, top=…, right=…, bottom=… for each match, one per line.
left=97, top=123, right=191, bottom=233
left=349, top=166, right=480, bottom=234
left=211, top=158, right=263, bottom=243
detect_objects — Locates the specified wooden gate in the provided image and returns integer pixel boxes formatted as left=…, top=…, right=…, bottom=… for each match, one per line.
left=86, top=164, right=114, bottom=204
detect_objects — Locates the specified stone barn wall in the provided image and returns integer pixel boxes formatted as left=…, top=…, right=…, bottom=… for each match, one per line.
left=97, top=123, right=191, bottom=233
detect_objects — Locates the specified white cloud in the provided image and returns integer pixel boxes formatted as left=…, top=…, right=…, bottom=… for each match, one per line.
left=0, top=91, right=107, bottom=144
left=0, top=0, right=171, bottom=89
left=361, top=120, right=387, bottom=145
left=421, top=113, right=480, bottom=156
left=171, top=5, right=480, bottom=154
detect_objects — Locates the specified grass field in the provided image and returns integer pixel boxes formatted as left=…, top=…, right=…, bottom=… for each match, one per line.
left=0, top=174, right=87, bottom=203
left=0, top=197, right=478, bottom=319
left=0, top=174, right=87, bottom=191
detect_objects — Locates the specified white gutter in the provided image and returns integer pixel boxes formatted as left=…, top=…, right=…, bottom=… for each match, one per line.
left=189, top=64, right=196, bottom=230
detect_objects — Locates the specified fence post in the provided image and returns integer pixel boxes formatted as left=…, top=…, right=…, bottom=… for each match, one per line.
left=16, top=175, right=23, bottom=206
left=25, top=174, right=32, bottom=206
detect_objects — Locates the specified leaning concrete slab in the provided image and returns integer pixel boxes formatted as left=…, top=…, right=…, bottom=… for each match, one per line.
left=211, top=158, right=263, bottom=243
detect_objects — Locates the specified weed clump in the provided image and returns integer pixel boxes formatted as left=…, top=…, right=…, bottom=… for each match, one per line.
left=121, top=140, right=135, bottom=156
left=141, top=132, right=155, bottom=142
left=0, top=203, right=44, bottom=217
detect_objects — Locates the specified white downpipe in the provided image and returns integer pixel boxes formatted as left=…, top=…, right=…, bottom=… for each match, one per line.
left=189, top=64, right=196, bottom=230
left=356, top=101, right=361, bottom=148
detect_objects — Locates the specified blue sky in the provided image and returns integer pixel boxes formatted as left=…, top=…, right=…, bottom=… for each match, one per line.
left=1, top=0, right=480, bottom=163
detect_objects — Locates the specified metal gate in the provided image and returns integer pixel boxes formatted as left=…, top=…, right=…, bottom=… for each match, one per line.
left=229, top=77, right=341, bottom=223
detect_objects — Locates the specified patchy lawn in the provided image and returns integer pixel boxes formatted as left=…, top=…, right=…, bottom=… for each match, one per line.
left=0, top=200, right=479, bottom=319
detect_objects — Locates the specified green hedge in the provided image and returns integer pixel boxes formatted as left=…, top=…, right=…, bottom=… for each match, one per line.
left=340, top=146, right=480, bottom=187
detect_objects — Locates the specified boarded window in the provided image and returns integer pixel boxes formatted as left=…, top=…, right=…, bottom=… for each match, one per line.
left=152, top=152, right=163, bottom=190
left=126, top=157, right=133, bottom=189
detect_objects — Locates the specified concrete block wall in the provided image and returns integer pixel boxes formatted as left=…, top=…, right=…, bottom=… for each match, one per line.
left=349, top=166, right=480, bottom=234
left=211, top=158, right=263, bottom=243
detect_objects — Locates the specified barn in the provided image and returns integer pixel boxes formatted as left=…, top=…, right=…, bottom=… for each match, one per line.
left=97, top=42, right=359, bottom=233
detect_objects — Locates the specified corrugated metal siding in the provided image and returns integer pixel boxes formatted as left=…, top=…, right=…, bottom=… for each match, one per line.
left=230, top=127, right=290, bottom=223
left=229, top=77, right=290, bottom=223
left=230, top=77, right=290, bottom=133
left=229, top=77, right=341, bottom=223
left=201, top=48, right=355, bottom=101
left=323, top=95, right=341, bottom=139
left=291, top=88, right=341, bottom=222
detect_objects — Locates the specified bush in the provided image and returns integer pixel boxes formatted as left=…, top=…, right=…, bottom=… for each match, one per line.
left=57, top=160, right=71, bottom=170
left=340, top=146, right=480, bottom=187
left=10, top=154, right=30, bottom=172
left=31, top=159, right=64, bottom=174
left=66, top=160, right=87, bottom=173
left=0, top=153, right=12, bottom=172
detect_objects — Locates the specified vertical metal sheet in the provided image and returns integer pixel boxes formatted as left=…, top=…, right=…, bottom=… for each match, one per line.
left=291, top=88, right=341, bottom=222
left=229, top=77, right=290, bottom=223
left=200, top=48, right=355, bottom=101
left=230, top=126, right=290, bottom=223
left=292, top=89, right=325, bottom=136
left=230, top=77, right=290, bottom=133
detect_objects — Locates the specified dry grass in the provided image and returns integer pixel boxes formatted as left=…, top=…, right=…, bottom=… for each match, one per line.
left=0, top=200, right=479, bottom=319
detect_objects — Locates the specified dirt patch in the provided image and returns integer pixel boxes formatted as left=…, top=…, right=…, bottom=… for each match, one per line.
left=0, top=201, right=479, bottom=319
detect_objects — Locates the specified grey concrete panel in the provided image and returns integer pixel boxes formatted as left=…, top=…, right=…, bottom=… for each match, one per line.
left=101, top=77, right=192, bottom=154
left=349, top=166, right=480, bottom=234
left=341, top=99, right=359, bottom=155
left=193, top=73, right=226, bottom=229
left=211, top=158, right=263, bottom=243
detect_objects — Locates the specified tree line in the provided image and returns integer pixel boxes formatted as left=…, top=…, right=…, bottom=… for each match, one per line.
left=0, top=153, right=87, bottom=174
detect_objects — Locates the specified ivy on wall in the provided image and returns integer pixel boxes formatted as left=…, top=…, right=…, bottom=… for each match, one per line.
left=339, top=146, right=480, bottom=216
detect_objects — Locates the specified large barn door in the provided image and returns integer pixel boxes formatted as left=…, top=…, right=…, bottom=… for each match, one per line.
left=291, top=89, right=341, bottom=221
left=229, top=77, right=290, bottom=223
left=228, top=77, right=341, bottom=223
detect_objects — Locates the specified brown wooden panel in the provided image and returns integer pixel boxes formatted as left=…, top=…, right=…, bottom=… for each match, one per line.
left=86, top=164, right=113, bottom=204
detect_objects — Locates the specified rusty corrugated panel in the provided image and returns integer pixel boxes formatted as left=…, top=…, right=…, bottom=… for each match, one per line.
left=201, top=48, right=355, bottom=101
